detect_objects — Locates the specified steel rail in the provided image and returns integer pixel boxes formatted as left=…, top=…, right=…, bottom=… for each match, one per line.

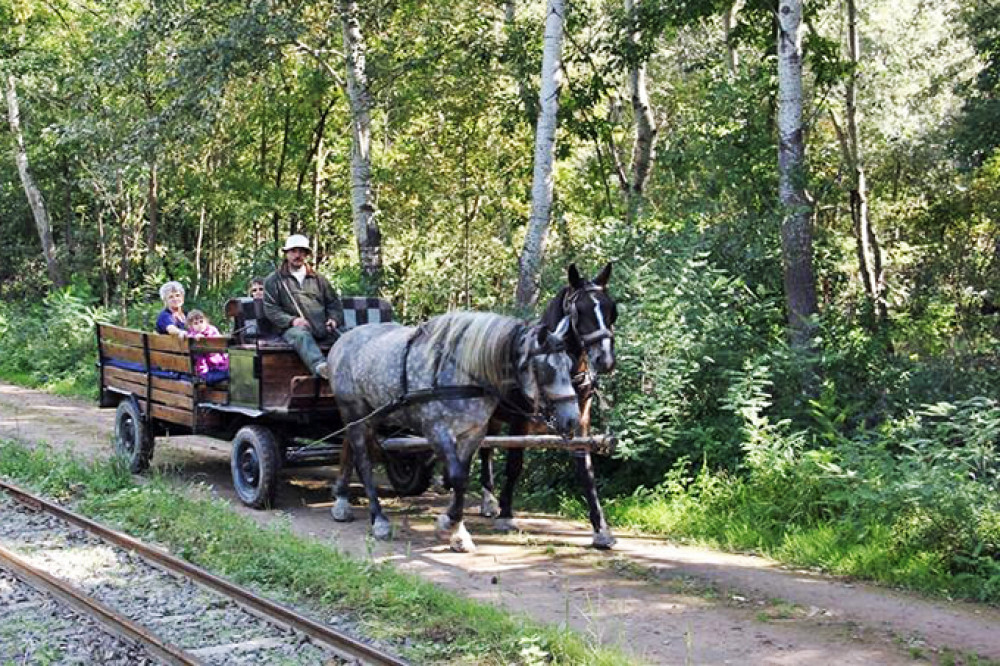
left=0, top=480, right=409, bottom=666
left=0, top=543, right=205, bottom=666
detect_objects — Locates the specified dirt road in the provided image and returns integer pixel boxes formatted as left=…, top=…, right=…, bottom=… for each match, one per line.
left=1, top=381, right=998, bottom=665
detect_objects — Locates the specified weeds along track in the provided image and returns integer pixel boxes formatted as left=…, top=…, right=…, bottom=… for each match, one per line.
left=0, top=481, right=408, bottom=666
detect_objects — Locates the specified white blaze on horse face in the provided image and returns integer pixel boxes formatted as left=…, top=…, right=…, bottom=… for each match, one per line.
left=589, top=293, right=614, bottom=369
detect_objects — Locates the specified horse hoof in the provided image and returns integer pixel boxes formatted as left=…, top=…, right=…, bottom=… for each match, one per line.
left=450, top=523, right=477, bottom=553
left=480, top=491, right=499, bottom=518
left=592, top=530, right=616, bottom=550
left=493, top=518, right=518, bottom=533
left=331, top=498, right=354, bottom=523
left=435, top=514, right=455, bottom=540
left=372, top=517, right=392, bottom=540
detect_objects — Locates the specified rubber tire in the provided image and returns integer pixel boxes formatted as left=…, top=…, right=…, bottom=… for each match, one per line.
left=231, top=425, right=280, bottom=509
left=384, top=451, right=435, bottom=496
left=114, top=399, right=155, bottom=473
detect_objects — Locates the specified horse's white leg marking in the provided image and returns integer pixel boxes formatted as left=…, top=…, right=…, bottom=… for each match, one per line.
left=493, top=517, right=518, bottom=532
left=481, top=488, right=499, bottom=517
left=331, top=496, right=354, bottom=522
left=450, top=521, right=476, bottom=553
left=593, top=527, right=616, bottom=549
left=372, top=515, right=392, bottom=540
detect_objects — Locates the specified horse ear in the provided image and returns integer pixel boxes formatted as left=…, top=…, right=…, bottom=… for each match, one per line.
left=594, top=262, right=612, bottom=287
left=536, top=326, right=550, bottom=347
left=568, top=263, right=585, bottom=290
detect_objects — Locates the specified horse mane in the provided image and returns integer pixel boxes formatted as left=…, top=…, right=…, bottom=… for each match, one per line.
left=540, top=286, right=570, bottom=332
left=424, top=311, right=522, bottom=388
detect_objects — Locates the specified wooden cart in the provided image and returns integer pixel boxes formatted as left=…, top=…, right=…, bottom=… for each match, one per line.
left=96, top=297, right=435, bottom=508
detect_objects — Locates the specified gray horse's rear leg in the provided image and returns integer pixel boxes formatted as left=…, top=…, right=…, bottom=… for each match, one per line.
left=331, top=434, right=354, bottom=522
left=333, top=421, right=391, bottom=540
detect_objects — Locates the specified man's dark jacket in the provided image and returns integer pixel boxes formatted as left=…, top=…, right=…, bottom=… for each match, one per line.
left=263, top=263, right=343, bottom=335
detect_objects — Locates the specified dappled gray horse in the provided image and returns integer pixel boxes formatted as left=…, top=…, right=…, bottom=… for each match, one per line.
left=327, top=311, right=581, bottom=552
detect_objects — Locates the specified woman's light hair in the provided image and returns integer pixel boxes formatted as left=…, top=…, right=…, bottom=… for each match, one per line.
left=159, top=281, right=185, bottom=303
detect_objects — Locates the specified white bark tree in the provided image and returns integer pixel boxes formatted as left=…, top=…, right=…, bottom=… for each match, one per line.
left=776, top=0, right=818, bottom=349
left=516, top=0, right=565, bottom=309
left=5, top=73, right=62, bottom=287
left=340, top=0, right=382, bottom=290
left=624, top=0, right=657, bottom=223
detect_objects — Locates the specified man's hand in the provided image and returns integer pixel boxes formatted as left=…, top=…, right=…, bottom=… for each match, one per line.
left=292, top=317, right=311, bottom=329
left=325, top=318, right=338, bottom=333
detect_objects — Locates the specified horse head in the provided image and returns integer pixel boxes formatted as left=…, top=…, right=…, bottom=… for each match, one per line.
left=516, top=316, right=581, bottom=437
left=564, top=262, right=617, bottom=374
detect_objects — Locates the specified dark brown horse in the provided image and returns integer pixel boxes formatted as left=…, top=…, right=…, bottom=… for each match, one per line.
left=480, top=263, right=618, bottom=548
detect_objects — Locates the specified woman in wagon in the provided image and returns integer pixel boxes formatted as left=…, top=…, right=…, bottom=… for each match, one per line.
left=156, top=281, right=188, bottom=338
left=262, top=234, right=343, bottom=380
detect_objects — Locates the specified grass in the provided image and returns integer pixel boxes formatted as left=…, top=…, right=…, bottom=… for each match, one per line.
left=0, top=439, right=638, bottom=665
left=586, top=488, right=1000, bottom=606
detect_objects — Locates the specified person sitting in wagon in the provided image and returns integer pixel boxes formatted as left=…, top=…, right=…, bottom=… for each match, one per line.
left=156, top=281, right=188, bottom=338
left=186, top=309, right=230, bottom=384
left=262, top=235, right=343, bottom=380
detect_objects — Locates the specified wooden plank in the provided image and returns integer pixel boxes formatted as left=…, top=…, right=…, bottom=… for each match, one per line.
left=290, top=375, right=333, bottom=397
left=98, top=325, right=145, bottom=347
left=149, top=402, right=194, bottom=428
left=151, top=375, right=193, bottom=397
left=151, top=387, right=194, bottom=410
left=104, top=365, right=147, bottom=387
left=189, top=338, right=229, bottom=353
left=107, top=375, right=147, bottom=397
left=149, top=350, right=192, bottom=374
left=198, top=389, right=229, bottom=405
left=261, top=352, right=310, bottom=375
left=148, top=333, right=188, bottom=353
left=101, top=342, right=146, bottom=366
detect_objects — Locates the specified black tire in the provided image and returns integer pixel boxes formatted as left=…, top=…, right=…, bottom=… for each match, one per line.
left=114, top=399, right=155, bottom=473
left=231, top=425, right=280, bottom=509
left=384, top=451, right=435, bottom=496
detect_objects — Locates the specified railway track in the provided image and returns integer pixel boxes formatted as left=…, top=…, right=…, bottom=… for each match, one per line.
left=0, top=480, right=408, bottom=666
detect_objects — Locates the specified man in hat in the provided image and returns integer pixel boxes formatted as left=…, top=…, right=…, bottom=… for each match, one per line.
left=263, top=234, right=343, bottom=379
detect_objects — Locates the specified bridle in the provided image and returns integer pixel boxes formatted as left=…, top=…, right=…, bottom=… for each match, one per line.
left=562, top=284, right=615, bottom=351
left=516, top=320, right=579, bottom=414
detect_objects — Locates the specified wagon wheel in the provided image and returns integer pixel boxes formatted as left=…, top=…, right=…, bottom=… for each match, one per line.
left=231, top=425, right=280, bottom=509
left=114, top=399, right=155, bottom=474
left=384, top=450, right=435, bottom=496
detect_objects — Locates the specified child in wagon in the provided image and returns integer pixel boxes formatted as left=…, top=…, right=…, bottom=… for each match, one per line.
left=186, top=309, right=229, bottom=384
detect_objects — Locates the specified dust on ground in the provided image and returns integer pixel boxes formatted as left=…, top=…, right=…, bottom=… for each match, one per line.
left=1, top=381, right=998, bottom=665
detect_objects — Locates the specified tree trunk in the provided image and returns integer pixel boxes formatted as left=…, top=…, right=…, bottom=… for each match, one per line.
left=341, top=0, right=383, bottom=291
left=776, top=0, right=818, bottom=350
left=194, top=204, right=206, bottom=299
left=723, top=1, right=741, bottom=77
left=844, top=0, right=888, bottom=326
left=6, top=73, right=62, bottom=287
left=516, top=0, right=565, bottom=310
left=625, top=0, right=657, bottom=224
left=145, top=159, right=159, bottom=257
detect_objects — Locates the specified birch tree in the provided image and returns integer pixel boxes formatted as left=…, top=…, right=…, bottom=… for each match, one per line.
left=776, top=0, right=818, bottom=349
left=833, top=0, right=887, bottom=327
left=516, top=0, right=565, bottom=309
left=340, top=0, right=382, bottom=290
left=624, top=0, right=657, bottom=223
left=5, top=73, right=62, bottom=287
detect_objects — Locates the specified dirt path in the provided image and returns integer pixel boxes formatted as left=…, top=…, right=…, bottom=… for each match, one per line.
left=1, top=381, right=999, bottom=665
